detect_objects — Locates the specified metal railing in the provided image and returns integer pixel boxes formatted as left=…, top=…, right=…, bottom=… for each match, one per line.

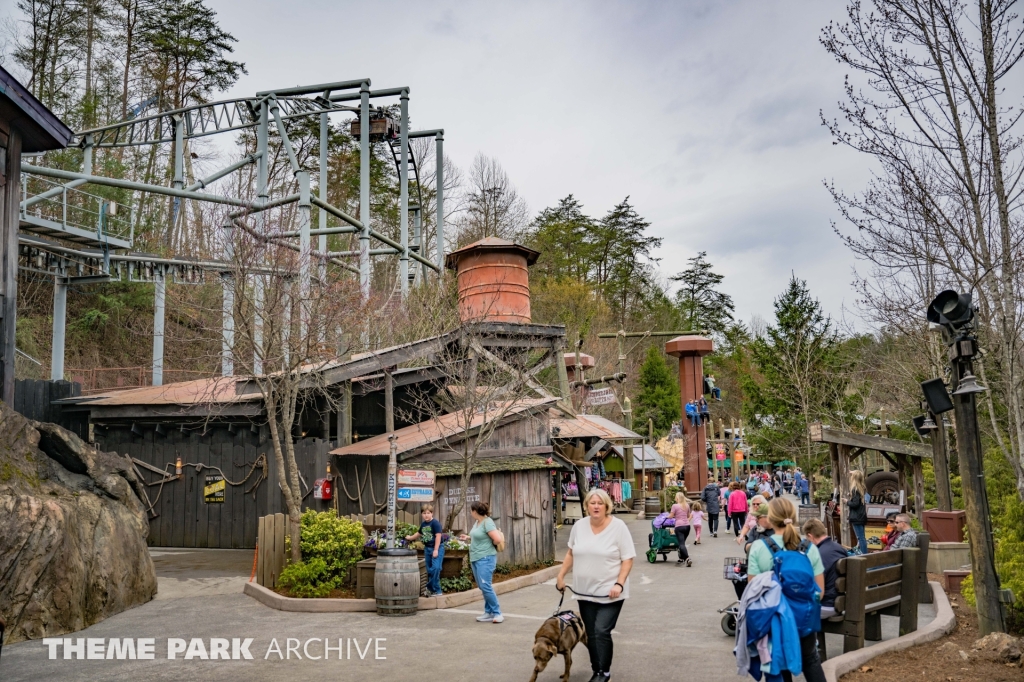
left=21, top=173, right=134, bottom=244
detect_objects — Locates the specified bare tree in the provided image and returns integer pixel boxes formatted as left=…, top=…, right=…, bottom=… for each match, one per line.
left=822, top=0, right=1024, bottom=496
left=454, top=154, right=529, bottom=247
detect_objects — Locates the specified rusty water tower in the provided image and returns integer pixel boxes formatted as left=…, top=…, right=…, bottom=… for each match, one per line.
left=445, top=238, right=539, bottom=324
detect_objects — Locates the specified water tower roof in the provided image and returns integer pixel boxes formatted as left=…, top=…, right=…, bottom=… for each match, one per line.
left=445, top=237, right=540, bottom=269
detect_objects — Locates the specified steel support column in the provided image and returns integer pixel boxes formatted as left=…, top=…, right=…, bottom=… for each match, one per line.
left=297, top=170, right=311, bottom=339
left=152, top=266, right=165, bottom=385
left=319, top=98, right=329, bottom=285
left=50, top=275, right=67, bottom=381
left=221, top=223, right=234, bottom=377
left=171, top=115, right=184, bottom=236
left=358, top=83, right=371, bottom=300
left=435, top=132, right=445, bottom=272
left=254, top=100, right=269, bottom=376
left=399, top=90, right=410, bottom=298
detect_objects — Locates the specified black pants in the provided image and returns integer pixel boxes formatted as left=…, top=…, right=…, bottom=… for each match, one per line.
left=708, top=512, right=720, bottom=535
left=674, top=525, right=690, bottom=560
left=731, top=511, right=747, bottom=536
left=578, top=599, right=624, bottom=674
left=780, top=633, right=826, bottom=682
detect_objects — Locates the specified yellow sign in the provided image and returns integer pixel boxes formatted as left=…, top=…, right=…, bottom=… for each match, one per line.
left=204, top=475, right=226, bottom=503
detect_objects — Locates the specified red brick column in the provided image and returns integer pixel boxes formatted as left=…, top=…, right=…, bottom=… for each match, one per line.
left=665, top=336, right=714, bottom=494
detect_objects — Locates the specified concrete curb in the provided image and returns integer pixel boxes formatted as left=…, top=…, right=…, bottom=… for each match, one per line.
left=821, top=581, right=956, bottom=682
left=242, top=562, right=563, bottom=613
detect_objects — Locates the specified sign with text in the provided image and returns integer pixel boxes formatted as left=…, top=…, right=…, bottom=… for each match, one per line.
left=397, top=487, right=435, bottom=502
left=397, top=469, right=436, bottom=487
left=586, top=388, right=617, bottom=406
left=734, top=449, right=745, bottom=461
left=204, top=475, right=225, bottom=503
left=714, top=443, right=727, bottom=460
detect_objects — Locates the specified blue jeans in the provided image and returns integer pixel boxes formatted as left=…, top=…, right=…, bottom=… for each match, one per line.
left=852, top=524, right=868, bottom=554
left=424, top=544, right=445, bottom=595
left=471, top=554, right=500, bottom=616
left=800, top=492, right=809, bottom=505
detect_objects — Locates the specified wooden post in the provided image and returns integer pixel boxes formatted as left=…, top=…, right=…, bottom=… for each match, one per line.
left=555, top=474, right=563, bottom=525
left=895, top=453, right=908, bottom=509
left=838, top=444, right=851, bottom=547
left=829, top=442, right=840, bottom=493
left=911, top=456, right=925, bottom=519
left=843, top=555, right=867, bottom=653
left=555, top=342, right=571, bottom=401
left=730, top=417, right=737, bottom=481
left=899, top=548, right=919, bottom=635
left=338, top=380, right=352, bottom=446
left=930, top=416, right=953, bottom=512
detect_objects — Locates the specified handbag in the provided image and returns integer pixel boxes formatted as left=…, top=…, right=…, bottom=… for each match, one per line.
left=488, top=520, right=506, bottom=552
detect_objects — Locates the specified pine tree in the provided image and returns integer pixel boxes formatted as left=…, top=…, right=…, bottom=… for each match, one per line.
left=671, top=252, right=734, bottom=334
left=635, top=346, right=681, bottom=435
left=742, top=275, right=850, bottom=472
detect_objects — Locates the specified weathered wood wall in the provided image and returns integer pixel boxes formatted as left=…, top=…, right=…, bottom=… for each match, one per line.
left=13, top=378, right=87, bottom=437
left=97, top=424, right=335, bottom=548
left=433, top=468, right=556, bottom=565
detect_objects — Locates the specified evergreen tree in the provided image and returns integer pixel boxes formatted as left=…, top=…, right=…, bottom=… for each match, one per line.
left=527, top=195, right=594, bottom=282
left=742, top=276, right=850, bottom=472
left=635, top=346, right=681, bottom=435
left=671, top=252, right=734, bottom=334
left=598, top=197, right=662, bottom=326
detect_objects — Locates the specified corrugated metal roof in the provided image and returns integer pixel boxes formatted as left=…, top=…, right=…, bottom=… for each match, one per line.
left=330, top=398, right=557, bottom=457
left=83, top=377, right=252, bottom=406
left=610, top=444, right=669, bottom=470
left=444, top=237, right=540, bottom=268
left=0, top=65, right=73, bottom=151
left=550, top=413, right=641, bottom=440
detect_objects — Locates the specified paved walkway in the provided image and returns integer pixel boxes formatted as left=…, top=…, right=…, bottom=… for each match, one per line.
left=2, top=501, right=935, bottom=681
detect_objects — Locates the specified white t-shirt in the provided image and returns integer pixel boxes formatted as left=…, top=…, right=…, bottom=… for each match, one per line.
left=567, top=516, right=636, bottom=604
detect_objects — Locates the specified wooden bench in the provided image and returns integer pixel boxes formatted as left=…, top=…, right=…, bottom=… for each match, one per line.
left=817, top=546, right=920, bottom=657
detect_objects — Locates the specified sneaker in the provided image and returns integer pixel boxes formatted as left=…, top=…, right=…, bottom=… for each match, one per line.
left=686, top=558, right=693, bottom=567
left=491, top=614, right=504, bottom=624
left=476, top=614, right=494, bottom=622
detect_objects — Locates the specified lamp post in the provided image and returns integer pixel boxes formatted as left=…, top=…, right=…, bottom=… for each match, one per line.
left=925, top=290, right=1004, bottom=635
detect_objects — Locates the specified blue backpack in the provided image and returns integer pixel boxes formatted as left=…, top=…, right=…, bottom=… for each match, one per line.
left=763, top=537, right=822, bottom=637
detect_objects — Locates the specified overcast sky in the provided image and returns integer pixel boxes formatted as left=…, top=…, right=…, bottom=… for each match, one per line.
left=45, top=0, right=880, bottom=327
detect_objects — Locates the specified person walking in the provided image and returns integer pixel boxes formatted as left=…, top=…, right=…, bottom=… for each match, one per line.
left=701, top=478, right=721, bottom=537
left=457, top=501, right=505, bottom=623
left=727, top=482, right=748, bottom=536
left=722, top=483, right=734, bottom=534
left=745, top=497, right=826, bottom=682
left=404, top=503, right=444, bottom=597
left=847, top=471, right=868, bottom=554
left=669, top=492, right=692, bottom=565
left=556, top=489, right=635, bottom=682
left=797, top=475, right=810, bottom=505
left=691, top=501, right=705, bottom=544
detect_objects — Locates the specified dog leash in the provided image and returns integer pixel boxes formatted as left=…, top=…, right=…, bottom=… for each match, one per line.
left=555, top=586, right=611, bottom=614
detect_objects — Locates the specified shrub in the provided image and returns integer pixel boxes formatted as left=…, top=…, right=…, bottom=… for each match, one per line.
left=297, top=509, right=365, bottom=587
left=440, top=566, right=474, bottom=593
left=278, top=558, right=333, bottom=598
left=961, top=493, right=1024, bottom=634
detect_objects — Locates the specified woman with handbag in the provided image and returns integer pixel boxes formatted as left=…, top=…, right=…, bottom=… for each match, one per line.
left=458, top=501, right=505, bottom=623
left=556, top=488, right=635, bottom=682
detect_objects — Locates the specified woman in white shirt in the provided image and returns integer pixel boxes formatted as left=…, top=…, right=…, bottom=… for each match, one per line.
left=555, top=488, right=635, bottom=682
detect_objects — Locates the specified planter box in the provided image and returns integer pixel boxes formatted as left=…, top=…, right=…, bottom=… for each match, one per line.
left=922, top=509, right=967, bottom=543
left=926, top=541, right=971, bottom=574
left=943, top=569, right=971, bottom=593
left=417, top=550, right=466, bottom=578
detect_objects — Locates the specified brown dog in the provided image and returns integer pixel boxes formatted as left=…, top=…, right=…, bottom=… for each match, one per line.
left=529, top=610, right=587, bottom=682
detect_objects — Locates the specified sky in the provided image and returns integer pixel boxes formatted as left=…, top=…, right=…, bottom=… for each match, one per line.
left=19, top=0, right=876, bottom=327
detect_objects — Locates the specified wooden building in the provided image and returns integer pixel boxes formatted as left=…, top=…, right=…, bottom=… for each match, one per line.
left=330, top=398, right=569, bottom=565
left=0, top=66, right=73, bottom=403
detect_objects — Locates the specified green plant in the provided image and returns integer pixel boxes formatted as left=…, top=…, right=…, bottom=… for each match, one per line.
left=961, top=493, right=1024, bottom=634
left=295, top=509, right=365, bottom=587
left=440, top=566, right=474, bottom=593
left=277, top=558, right=333, bottom=598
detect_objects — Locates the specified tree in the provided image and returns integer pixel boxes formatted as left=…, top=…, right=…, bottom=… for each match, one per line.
left=671, top=251, right=735, bottom=334
left=527, top=195, right=595, bottom=283
left=743, top=276, right=851, bottom=473
left=455, top=154, right=527, bottom=246
left=634, top=346, right=680, bottom=435
left=822, top=0, right=1024, bottom=499
left=596, top=198, right=663, bottom=326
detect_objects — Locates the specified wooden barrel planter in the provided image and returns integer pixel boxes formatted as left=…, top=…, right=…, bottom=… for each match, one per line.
left=374, top=549, right=420, bottom=616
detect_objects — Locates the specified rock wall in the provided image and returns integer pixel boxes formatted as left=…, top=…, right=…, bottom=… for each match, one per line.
left=0, top=402, right=157, bottom=644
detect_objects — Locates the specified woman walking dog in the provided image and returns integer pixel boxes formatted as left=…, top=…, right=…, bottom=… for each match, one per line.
left=556, top=489, right=635, bottom=682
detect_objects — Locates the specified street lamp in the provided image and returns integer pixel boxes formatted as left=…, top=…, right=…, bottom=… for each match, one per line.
left=925, top=289, right=1004, bottom=634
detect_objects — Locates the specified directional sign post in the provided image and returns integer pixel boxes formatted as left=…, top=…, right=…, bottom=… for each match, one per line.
left=386, top=434, right=397, bottom=548
left=397, top=487, right=435, bottom=503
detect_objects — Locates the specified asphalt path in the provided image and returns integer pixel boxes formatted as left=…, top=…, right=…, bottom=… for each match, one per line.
left=2, top=500, right=934, bottom=682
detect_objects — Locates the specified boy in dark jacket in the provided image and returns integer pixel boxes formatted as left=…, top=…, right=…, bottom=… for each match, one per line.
left=802, top=518, right=847, bottom=619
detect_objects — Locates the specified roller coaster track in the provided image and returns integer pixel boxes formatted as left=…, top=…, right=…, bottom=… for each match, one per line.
left=70, top=95, right=356, bottom=148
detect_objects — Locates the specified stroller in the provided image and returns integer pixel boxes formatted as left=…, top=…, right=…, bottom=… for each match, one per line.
left=646, top=513, right=679, bottom=563
left=718, top=556, right=748, bottom=636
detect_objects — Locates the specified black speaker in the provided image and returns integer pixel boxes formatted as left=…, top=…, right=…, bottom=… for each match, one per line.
left=911, top=415, right=929, bottom=437
left=921, top=378, right=954, bottom=414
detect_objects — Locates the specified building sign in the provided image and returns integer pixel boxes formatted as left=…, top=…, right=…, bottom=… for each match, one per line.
left=397, top=487, right=435, bottom=502
left=714, top=443, right=727, bottom=460
left=734, top=449, right=745, bottom=461
left=586, top=388, right=616, bottom=406
left=446, top=486, right=479, bottom=505
left=204, top=475, right=225, bottom=503
left=397, top=469, right=436, bottom=486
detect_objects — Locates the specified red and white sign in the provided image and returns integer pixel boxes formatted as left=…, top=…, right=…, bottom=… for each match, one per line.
left=715, top=443, right=727, bottom=460
left=397, top=469, right=436, bottom=487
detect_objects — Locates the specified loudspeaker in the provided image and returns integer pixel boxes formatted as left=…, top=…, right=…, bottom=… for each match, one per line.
left=921, top=378, right=954, bottom=414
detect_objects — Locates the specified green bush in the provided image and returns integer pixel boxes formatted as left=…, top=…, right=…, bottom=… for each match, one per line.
left=278, top=558, right=333, bottom=598
left=440, top=566, right=474, bottom=593
left=961, top=493, right=1024, bottom=633
left=296, top=509, right=366, bottom=587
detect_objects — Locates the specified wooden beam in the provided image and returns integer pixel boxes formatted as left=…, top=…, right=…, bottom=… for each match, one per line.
left=808, top=423, right=931, bottom=459
left=469, top=338, right=554, bottom=399
left=411, top=445, right=554, bottom=462
left=838, top=443, right=852, bottom=548
left=912, top=456, right=925, bottom=519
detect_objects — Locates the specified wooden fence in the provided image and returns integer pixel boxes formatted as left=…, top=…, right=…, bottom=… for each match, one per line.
left=12, top=379, right=87, bottom=438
